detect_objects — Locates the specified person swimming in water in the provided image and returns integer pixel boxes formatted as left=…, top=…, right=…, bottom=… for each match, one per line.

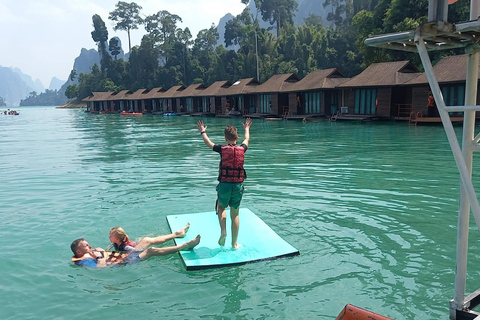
left=71, top=223, right=200, bottom=267
left=107, top=223, right=192, bottom=252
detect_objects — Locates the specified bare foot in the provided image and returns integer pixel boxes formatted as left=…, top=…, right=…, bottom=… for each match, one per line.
left=174, top=222, right=190, bottom=238
left=218, top=234, right=227, bottom=246
left=184, top=234, right=200, bottom=250
left=232, top=243, right=241, bottom=250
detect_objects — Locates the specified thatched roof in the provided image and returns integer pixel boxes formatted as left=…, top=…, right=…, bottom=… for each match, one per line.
left=286, top=68, right=349, bottom=92
left=339, top=61, right=420, bottom=87
left=161, top=85, right=185, bottom=98
left=406, top=54, right=480, bottom=85
left=82, top=91, right=113, bottom=102
left=200, top=80, right=232, bottom=96
left=140, top=87, right=165, bottom=99
left=220, top=78, right=261, bottom=96
left=125, top=89, right=148, bottom=100
left=250, top=73, right=301, bottom=93
left=174, top=83, right=206, bottom=98
left=108, top=90, right=130, bottom=101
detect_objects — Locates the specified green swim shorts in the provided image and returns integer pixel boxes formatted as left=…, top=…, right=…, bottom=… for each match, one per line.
left=216, top=182, right=245, bottom=209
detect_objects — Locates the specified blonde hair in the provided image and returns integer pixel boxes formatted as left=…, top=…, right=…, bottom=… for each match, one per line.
left=224, top=125, right=238, bottom=141
left=110, top=226, right=130, bottom=243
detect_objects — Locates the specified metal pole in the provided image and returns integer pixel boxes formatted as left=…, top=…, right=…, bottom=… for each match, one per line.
left=453, top=0, right=480, bottom=314
left=255, top=28, right=260, bottom=80
left=416, top=38, right=480, bottom=228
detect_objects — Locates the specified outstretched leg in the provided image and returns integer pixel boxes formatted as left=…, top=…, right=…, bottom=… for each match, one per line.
left=136, top=223, right=190, bottom=250
left=138, top=235, right=201, bottom=259
left=217, top=203, right=227, bottom=246
left=230, top=207, right=240, bottom=249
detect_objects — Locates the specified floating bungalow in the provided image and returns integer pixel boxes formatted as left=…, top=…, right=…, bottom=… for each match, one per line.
left=337, top=61, right=421, bottom=121
left=218, top=78, right=261, bottom=117
left=173, top=83, right=206, bottom=114
left=405, top=54, right=476, bottom=124
left=82, top=54, right=480, bottom=122
left=196, top=80, right=232, bottom=116
left=284, top=68, right=349, bottom=119
left=141, top=87, right=166, bottom=114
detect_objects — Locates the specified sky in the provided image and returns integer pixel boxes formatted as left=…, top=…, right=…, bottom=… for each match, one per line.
left=0, top=0, right=245, bottom=89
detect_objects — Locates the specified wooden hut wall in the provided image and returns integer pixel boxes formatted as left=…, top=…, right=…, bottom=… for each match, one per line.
left=320, top=91, right=326, bottom=115
left=343, top=89, right=354, bottom=113
left=390, top=86, right=413, bottom=117
left=376, top=88, right=392, bottom=117
left=333, top=90, right=343, bottom=115
left=221, top=96, right=227, bottom=114
left=412, top=86, right=429, bottom=116
left=206, top=97, right=213, bottom=113
left=288, top=93, right=297, bottom=115
left=175, top=98, right=181, bottom=112
left=271, top=93, right=279, bottom=115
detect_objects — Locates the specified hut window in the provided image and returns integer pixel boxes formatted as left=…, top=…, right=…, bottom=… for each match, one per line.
left=354, top=89, right=377, bottom=115
left=260, top=94, right=271, bottom=113
left=305, top=92, right=320, bottom=114
left=441, top=84, right=465, bottom=108
left=186, top=98, right=193, bottom=112
left=202, top=97, right=209, bottom=112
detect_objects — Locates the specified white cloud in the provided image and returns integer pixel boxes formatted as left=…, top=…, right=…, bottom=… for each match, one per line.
left=0, top=0, right=244, bottom=89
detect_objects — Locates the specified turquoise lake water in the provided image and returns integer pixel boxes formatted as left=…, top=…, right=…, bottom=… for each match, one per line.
left=1, top=106, right=480, bottom=319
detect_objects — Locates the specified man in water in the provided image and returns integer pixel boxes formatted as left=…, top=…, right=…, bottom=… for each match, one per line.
left=71, top=233, right=200, bottom=268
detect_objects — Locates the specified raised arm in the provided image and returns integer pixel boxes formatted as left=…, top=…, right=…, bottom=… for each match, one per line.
left=241, top=118, right=252, bottom=147
left=197, top=120, right=215, bottom=149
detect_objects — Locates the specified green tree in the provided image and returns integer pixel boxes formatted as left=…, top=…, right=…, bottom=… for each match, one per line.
left=127, top=34, right=160, bottom=89
left=91, top=14, right=111, bottom=73
left=69, top=69, right=77, bottom=82
left=383, top=0, right=427, bottom=33
left=109, top=1, right=143, bottom=53
left=0, top=96, right=6, bottom=106
left=192, top=24, right=219, bottom=81
left=257, top=0, right=298, bottom=37
left=304, top=14, right=324, bottom=28
left=65, top=84, right=78, bottom=99
left=109, top=37, right=122, bottom=59
left=107, top=59, right=127, bottom=88
left=144, top=10, right=182, bottom=65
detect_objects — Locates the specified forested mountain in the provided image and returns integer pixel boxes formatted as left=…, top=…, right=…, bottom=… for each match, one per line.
left=65, top=0, right=470, bottom=103
left=0, top=66, right=45, bottom=106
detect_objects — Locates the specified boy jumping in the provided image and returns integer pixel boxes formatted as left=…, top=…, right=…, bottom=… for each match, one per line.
left=197, top=118, right=252, bottom=249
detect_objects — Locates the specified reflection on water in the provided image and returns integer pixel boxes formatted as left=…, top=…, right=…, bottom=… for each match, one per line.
left=0, top=107, right=479, bottom=319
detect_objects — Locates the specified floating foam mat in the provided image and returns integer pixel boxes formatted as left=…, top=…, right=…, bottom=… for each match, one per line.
left=166, top=208, right=299, bottom=271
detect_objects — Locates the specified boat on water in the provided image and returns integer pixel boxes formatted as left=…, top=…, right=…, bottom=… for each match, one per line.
left=3, top=110, right=19, bottom=115
left=121, top=111, right=143, bottom=116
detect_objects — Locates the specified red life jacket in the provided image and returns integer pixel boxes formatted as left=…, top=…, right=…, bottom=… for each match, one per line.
left=219, top=145, right=246, bottom=183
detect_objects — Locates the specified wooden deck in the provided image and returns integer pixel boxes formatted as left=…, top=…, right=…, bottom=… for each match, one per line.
left=397, top=115, right=465, bottom=125
left=190, top=112, right=215, bottom=117
left=331, top=114, right=387, bottom=122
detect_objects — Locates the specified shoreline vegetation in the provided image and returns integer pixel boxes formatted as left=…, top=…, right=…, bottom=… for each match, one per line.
left=57, top=100, right=87, bottom=109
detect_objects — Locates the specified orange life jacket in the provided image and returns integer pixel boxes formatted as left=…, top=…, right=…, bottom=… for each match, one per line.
left=218, top=145, right=246, bottom=183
